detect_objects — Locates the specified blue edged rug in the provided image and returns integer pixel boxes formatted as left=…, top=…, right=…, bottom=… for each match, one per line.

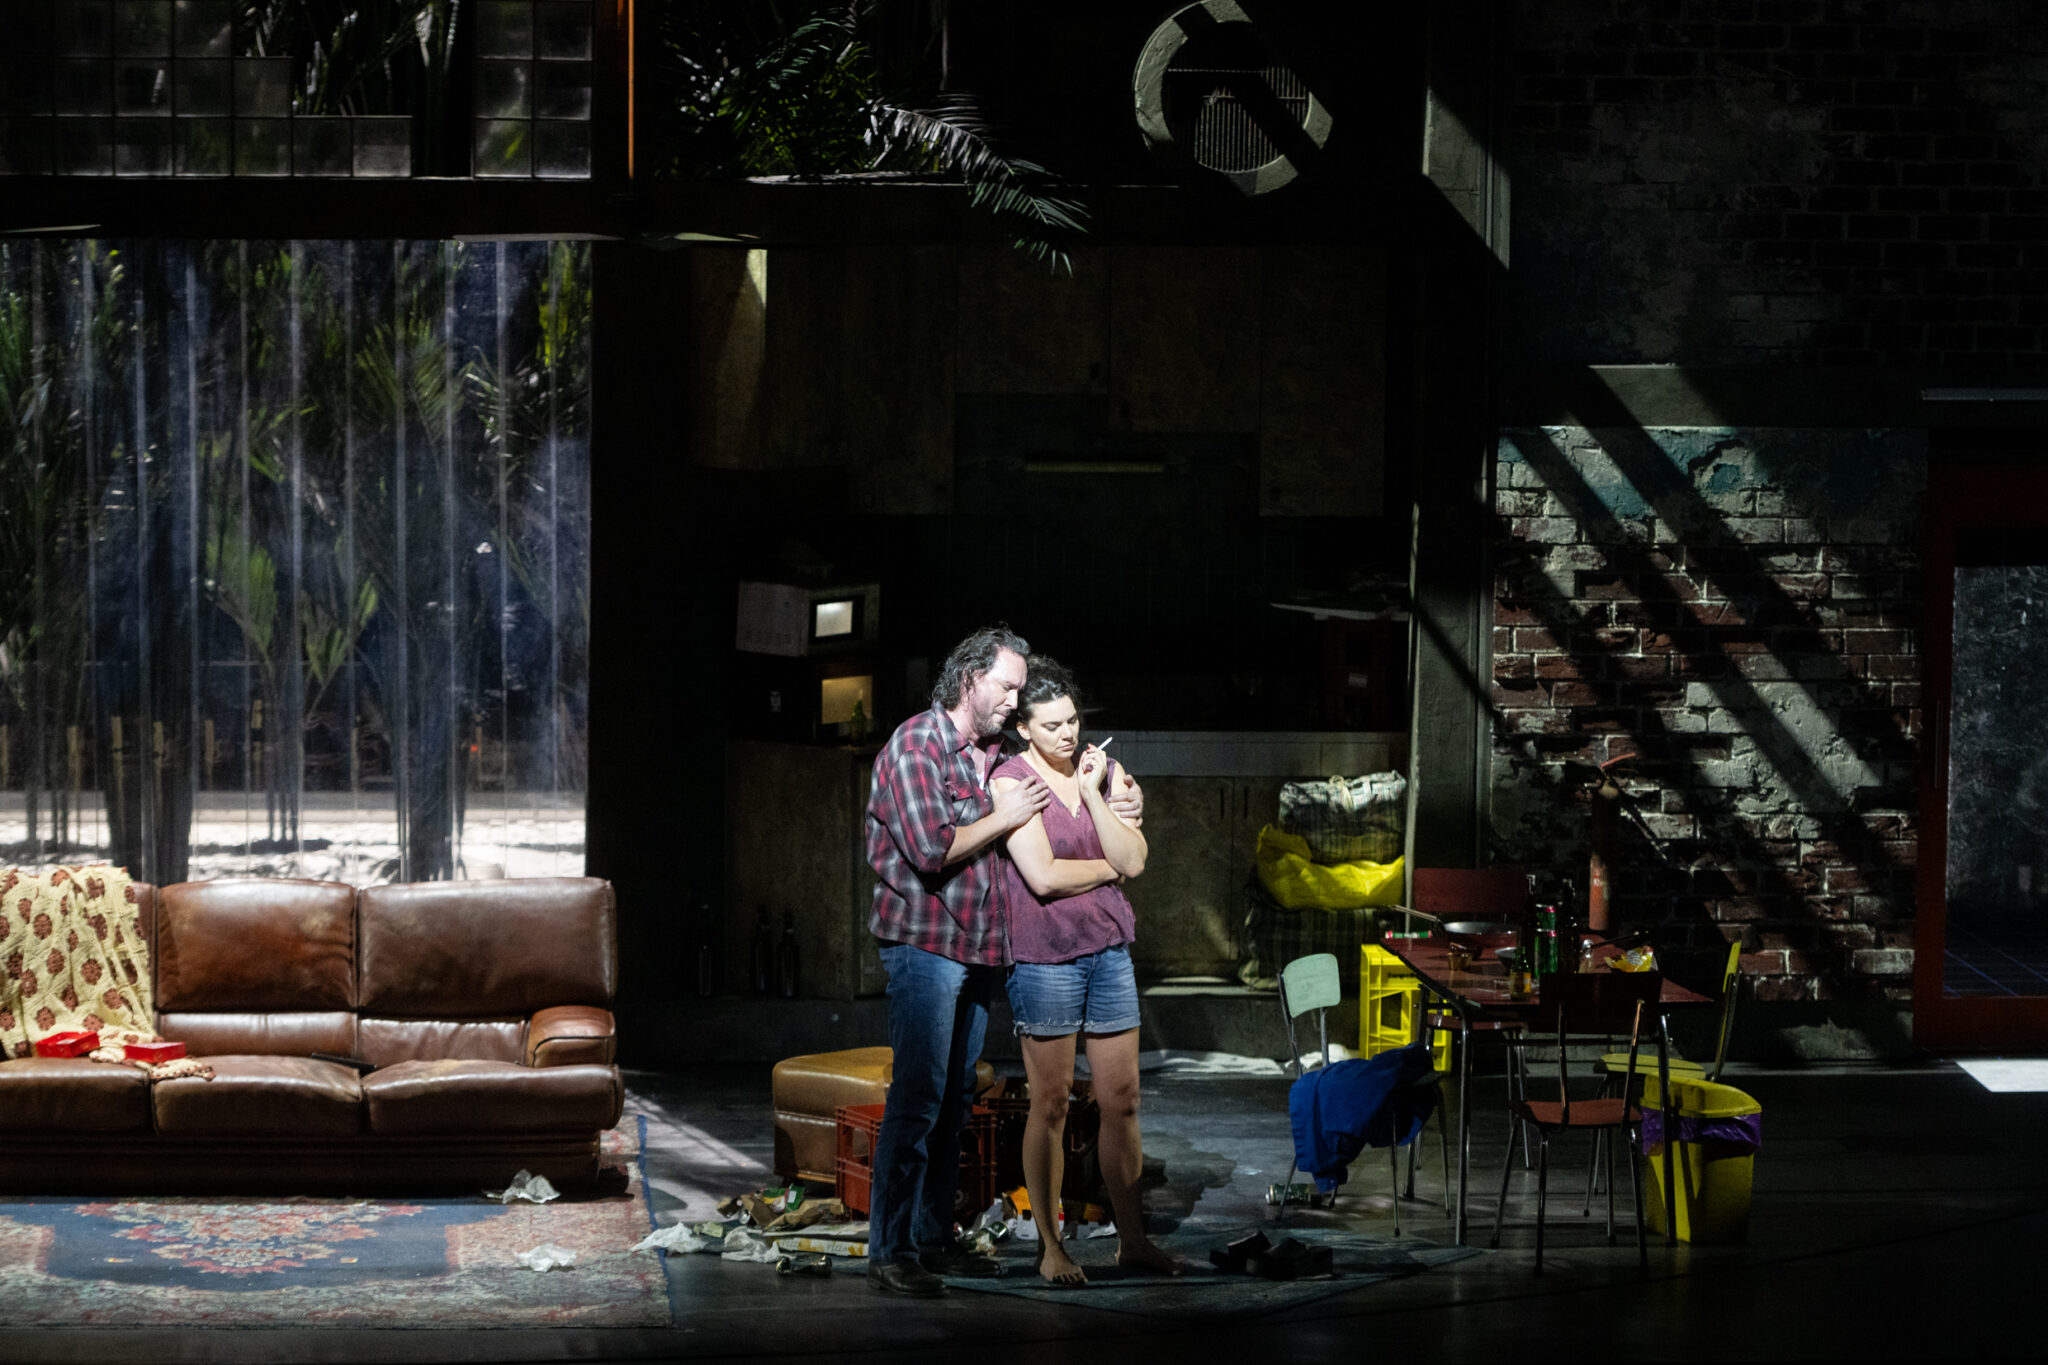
left=0, top=1117, right=672, bottom=1329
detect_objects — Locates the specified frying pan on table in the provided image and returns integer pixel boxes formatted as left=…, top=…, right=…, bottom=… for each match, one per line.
left=1385, top=907, right=1521, bottom=957
left=1441, top=920, right=1520, bottom=955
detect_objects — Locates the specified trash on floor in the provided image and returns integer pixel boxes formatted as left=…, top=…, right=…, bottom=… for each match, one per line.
left=515, top=1243, right=578, bottom=1271
left=760, top=1197, right=850, bottom=1234
left=485, top=1170, right=561, bottom=1204
left=776, top=1252, right=833, bottom=1277
left=998, top=1187, right=1113, bottom=1241
left=630, top=1223, right=713, bottom=1256
left=719, top=1228, right=782, bottom=1264
left=764, top=1232, right=867, bottom=1257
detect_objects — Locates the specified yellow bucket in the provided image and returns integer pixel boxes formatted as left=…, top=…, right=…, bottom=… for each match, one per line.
left=1639, top=1076, right=1761, bottom=1244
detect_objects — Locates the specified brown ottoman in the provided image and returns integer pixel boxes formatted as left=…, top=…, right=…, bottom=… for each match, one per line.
left=771, top=1047, right=995, bottom=1185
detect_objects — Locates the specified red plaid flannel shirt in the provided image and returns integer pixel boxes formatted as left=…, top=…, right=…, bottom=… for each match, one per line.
left=866, top=704, right=1007, bottom=966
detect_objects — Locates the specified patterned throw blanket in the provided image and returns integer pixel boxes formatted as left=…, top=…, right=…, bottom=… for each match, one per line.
left=0, top=864, right=211, bottom=1079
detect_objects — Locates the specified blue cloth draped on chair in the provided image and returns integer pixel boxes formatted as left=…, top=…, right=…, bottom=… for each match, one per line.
left=1287, top=1043, right=1442, bottom=1194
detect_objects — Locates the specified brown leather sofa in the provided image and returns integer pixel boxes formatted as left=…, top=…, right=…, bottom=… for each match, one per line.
left=0, top=876, right=623, bottom=1194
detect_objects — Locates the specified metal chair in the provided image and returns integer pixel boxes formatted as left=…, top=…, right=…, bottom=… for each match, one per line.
left=1490, top=971, right=1661, bottom=1275
left=1580, top=938, right=1742, bottom=1212
left=1278, top=952, right=1449, bottom=1234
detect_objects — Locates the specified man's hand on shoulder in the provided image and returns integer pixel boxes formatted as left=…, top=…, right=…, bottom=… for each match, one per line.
left=1106, top=769, right=1144, bottom=828
left=992, top=773, right=1053, bottom=831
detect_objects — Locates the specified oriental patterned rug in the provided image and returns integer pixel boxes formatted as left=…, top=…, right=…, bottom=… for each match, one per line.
left=0, top=1118, right=673, bottom=1329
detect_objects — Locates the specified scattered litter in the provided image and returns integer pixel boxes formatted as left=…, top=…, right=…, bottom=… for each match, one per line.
left=631, top=1223, right=712, bottom=1256
left=1080, top=1220, right=1117, bottom=1239
left=485, top=1171, right=561, bottom=1204
left=1133, top=1050, right=1289, bottom=1077
left=719, top=1228, right=782, bottom=1264
left=776, top=1252, right=833, bottom=1277
left=766, top=1234, right=866, bottom=1257
left=516, top=1243, right=578, bottom=1271
left=760, top=1197, right=850, bottom=1234
left=693, top=1220, right=735, bottom=1240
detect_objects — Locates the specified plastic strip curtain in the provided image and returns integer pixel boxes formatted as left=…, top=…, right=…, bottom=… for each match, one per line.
left=0, top=239, right=590, bottom=886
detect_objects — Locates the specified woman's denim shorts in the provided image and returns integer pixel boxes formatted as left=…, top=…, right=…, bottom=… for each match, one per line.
left=1007, top=945, right=1141, bottom=1037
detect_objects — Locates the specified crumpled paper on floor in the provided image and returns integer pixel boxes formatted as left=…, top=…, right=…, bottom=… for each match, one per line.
left=516, top=1243, right=578, bottom=1271
left=759, top=1197, right=850, bottom=1234
left=719, top=1228, right=782, bottom=1264
left=763, top=1220, right=868, bottom=1240
left=631, top=1222, right=713, bottom=1256
left=485, top=1170, right=560, bottom=1204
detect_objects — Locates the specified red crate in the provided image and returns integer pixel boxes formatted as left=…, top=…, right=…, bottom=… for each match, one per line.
left=834, top=1102, right=998, bottom=1217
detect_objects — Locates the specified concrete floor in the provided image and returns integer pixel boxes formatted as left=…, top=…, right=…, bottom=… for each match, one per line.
left=1, top=1058, right=2041, bottom=1363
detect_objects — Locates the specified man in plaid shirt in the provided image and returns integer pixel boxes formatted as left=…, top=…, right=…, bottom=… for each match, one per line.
left=863, top=625, right=1139, bottom=1296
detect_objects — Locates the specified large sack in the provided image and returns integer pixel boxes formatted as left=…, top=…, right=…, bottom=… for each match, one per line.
left=1278, top=772, right=1406, bottom=864
left=1254, top=825, right=1404, bottom=912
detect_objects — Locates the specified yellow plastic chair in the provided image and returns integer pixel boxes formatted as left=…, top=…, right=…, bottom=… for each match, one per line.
left=1597, top=938, right=1742, bottom=1085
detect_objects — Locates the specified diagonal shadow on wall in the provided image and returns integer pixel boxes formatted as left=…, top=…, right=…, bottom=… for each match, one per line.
left=1499, top=418, right=1916, bottom=1000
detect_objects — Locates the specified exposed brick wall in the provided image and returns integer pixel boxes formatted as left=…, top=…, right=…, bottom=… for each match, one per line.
left=1490, top=427, right=1923, bottom=1007
left=1510, top=0, right=2048, bottom=367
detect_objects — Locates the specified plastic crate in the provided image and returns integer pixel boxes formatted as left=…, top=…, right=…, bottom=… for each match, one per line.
left=1360, top=944, right=1452, bottom=1071
left=834, top=1102, right=999, bottom=1217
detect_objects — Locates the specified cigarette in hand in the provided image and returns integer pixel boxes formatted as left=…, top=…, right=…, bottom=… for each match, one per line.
left=1093, top=737, right=1113, bottom=750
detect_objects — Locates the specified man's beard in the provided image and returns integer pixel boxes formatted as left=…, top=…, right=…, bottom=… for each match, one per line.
left=970, top=701, right=1007, bottom=738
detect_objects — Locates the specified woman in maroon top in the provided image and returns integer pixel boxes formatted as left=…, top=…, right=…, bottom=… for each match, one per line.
left=991, top=658, right=1184, bottom=1285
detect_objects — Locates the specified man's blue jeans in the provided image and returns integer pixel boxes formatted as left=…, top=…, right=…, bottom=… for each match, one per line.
left=868, top=943, right=997, bottom=1265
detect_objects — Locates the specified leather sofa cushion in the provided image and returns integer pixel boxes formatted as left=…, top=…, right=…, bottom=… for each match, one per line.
left=156, top=879, right=355, bottom=1012
left=358, top=877, right=614, bottom=1016
left=153, top=1055, right=364, bottom=1136
left=0, top=1057, right=151, bottom=1131
left=358, top=1018, right=524, bottom=1068
left=156, top=1011, right=358, bottom=1058
left=362, top=1060, right=622, bottom=1135
left=526, top=1006, right=616, bottom=1067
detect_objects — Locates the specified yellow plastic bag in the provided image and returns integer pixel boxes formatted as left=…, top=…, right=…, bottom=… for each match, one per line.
left=1254, top=825, right=1404, bottom=911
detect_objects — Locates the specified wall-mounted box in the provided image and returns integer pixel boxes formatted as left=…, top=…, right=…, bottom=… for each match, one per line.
left=736, top=582, right=880, bottom=658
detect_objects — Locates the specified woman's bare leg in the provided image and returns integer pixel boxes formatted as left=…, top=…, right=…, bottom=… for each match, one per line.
left=1020, top=1031, right=1085, bottom=1284
left=1087, top=1027, right=1187, bottom=1274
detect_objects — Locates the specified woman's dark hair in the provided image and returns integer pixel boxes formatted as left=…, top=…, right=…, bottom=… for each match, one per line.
left=931, top=623, right=1030, bottom=709
left=1003, top=655, right=1083, bottom=752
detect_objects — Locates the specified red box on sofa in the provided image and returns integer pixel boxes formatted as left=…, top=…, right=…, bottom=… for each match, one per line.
left=34, top=1031, right=100, bottom=1058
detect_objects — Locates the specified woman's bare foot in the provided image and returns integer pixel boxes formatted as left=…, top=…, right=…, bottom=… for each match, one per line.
left=1036, top=1243, right=1088, bottom=1287
left=1115, top=1240, right=1190, bottom=1277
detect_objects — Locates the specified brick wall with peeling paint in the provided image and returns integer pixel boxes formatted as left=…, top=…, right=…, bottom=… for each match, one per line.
left=1490, top=428, right=1924, bottom=1009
